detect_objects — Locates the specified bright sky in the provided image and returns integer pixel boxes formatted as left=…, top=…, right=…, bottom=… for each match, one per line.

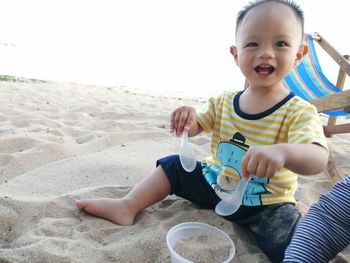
left=0, top=0, right=348, bottom=97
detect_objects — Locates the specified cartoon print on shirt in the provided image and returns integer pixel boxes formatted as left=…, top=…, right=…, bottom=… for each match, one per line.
left=216, top=132, right=269, bottom=206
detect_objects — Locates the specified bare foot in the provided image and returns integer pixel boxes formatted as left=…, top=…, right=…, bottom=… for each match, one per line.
left=75, top=198, right=136, bottom=226
left=295, top=201, right=309, bottom=216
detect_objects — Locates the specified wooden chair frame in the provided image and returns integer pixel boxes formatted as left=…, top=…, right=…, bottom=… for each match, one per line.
left=301, top=32, right=349, bottom=183
left=309, top=32, right=350, bottom=138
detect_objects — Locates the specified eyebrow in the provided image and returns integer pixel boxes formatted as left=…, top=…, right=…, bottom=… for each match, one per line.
left=274, top=34, right=294, bottom=39
left=239, top=34, right=294, bottom=41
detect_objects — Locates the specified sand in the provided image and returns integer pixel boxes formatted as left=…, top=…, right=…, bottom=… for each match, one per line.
left=173, top=233, right=232, bottom=262
left=0, top=79, right=349, bottom=262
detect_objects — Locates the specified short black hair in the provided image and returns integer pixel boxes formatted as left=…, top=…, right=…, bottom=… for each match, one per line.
left=236, top=0, right=304, bottom=36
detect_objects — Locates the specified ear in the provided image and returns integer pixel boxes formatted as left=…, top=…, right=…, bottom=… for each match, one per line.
left=230, top=45, right=239, bottom=65
left=294, top=43, right=308, bottom=66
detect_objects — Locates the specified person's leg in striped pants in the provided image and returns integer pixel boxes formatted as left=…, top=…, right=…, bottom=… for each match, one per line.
left=283, top=175, right=350, bottom=262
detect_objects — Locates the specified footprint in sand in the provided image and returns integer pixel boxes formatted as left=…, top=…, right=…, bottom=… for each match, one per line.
left=0, top=203, right=18, bottom=248
left=75, top=134, right=97, bottom=144
left=11, top=116, right=61, bottom=129
left=158, top=199, right=178, bottom=208
left=34, top=217, right=79, bottom=239
left=0, top=137, right=40, bottom=154
left=0, top=115, right=6, bottom=122
left=0, top=154, right=14, bottom=166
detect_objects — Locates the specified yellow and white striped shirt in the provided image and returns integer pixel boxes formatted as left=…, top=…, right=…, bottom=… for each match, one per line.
left=197, top=90, right=327, bottom=206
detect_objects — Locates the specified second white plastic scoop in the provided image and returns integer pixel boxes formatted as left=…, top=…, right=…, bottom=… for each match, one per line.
left=215, top=177, right=250, bottom=216
left=179, top=130, right=196, bottom=172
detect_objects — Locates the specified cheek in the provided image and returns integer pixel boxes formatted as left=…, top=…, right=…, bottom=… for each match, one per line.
left=280, top=55, right=297, bottom=68
left=290, top=50, right=301, bottom=63
left=290, top=57, right=299, bottom=68
left=237, top=54, right=250, bottom=67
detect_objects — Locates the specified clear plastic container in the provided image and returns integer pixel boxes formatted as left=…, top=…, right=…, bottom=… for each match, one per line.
left=166, top=222, right=235, bottom=263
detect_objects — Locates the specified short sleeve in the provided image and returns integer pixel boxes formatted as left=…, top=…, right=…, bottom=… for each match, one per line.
left=288, top=103, right=328, bottom=150
left=196, top=94, right=221, bottom=133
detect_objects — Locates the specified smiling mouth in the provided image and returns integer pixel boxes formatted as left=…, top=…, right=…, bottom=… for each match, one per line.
left=255, top=65, right=275, bottom=76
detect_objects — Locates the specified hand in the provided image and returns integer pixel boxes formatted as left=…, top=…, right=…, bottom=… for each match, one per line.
left=170, top=106, right=197, bottom=136
left=241, top=145, right=286, bottom=179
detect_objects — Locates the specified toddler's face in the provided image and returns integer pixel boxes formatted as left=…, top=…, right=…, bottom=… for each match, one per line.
left=232, top=2, right=307, bottom=90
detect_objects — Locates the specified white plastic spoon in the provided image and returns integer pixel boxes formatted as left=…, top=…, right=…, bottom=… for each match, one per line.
left=179, top=130, right=196, bottom=172
left=215, top=177, right=250, bottom=216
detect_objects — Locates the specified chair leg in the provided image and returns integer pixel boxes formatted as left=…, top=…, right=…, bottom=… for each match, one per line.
left=325, top=116, right=337, bottom=137
left=324, top=123, right=350, bottom=136
left=324, top=54, right=348, bottom=137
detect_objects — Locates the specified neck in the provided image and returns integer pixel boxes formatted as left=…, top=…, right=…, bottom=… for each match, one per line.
left=247, top=83, right=289, bottom=97
left=239, top=85, right=291, bottom=115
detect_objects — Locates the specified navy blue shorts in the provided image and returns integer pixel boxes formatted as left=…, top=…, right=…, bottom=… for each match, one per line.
left=157, top=155, right=301, bottom=263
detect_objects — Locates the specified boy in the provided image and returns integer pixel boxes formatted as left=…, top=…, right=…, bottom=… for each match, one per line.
left=75, top=1, right=329, bottom=261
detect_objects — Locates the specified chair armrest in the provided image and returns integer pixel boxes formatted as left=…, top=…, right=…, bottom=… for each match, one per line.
left=310, top=89, right=350, bottom=112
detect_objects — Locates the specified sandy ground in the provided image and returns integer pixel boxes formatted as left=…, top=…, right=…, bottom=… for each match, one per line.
left=0, top=79, right=348, bottom=262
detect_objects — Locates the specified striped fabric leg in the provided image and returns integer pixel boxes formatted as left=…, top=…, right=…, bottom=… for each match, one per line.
left=283, top=176, right=350, bottom=262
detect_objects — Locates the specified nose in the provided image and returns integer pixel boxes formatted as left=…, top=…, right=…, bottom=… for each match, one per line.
left=258, top=46, right=274, bottom=59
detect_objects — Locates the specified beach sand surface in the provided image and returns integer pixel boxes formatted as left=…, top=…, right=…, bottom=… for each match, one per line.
left=0, top=80, right=349, bottom=262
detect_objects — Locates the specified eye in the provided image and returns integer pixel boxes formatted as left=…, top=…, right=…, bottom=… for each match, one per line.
left=245, top=42, right=258, bottom=48
left=275, top=41, right=288, bottom=47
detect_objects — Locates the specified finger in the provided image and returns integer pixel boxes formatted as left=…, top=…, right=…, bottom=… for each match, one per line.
left=170, top=111, right=176, bottom=132
left=266, top=163, right=277, bottom=178
left=241, top=154, right=250, bottom=180
left=172, top=111, right=181, bottom=136
left=246, top=155, right=259, bottom=178
left=256, top=160, right=268, bottom=178
left=177, top=110, right=189, bottom=136
left=184, top=112, right=196, bottom=131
